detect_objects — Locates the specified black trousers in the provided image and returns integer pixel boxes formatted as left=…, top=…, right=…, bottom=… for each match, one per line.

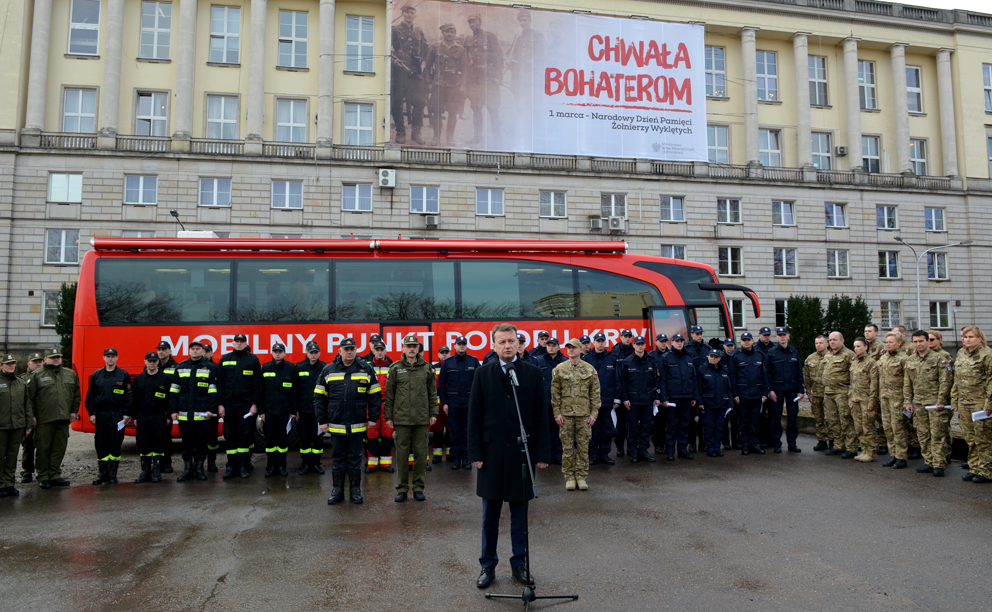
left=626, top=404, right=654, bottom=455
left=723, top=408, right=742, bottom=448
left=738, top=398, right=763, bottom=448
left=665, top=399, right=693, bottom=454
left=178, top=419, right=209, bottom=462
left=298, top=412, right=323, bottom=462
left=222, top=404, right=253, bottom=465
left=770, top=394, right=800, bottom=448
left=263, top=414, right=290, bottom=467
left=20, top=429, right=35, bottom=477
left=589, top=406, right=615, bottom=459
left=205, top=417, right=220, bottom=458
left=688, top=406, right=702, bottom=449
left=135, top=412, right=167, bottom=457
left=94, top=409, right=126, bottom=461
left=614, top=405, right=628, bottom=452
left=331, top=433, right=364, bottom=472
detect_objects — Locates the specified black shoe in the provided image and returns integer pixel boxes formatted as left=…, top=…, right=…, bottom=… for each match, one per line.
left=426, top=463, right=433, bottom=472
left=312, top=464, right=325, bottom=475
left=908, top=447, right=923, bottom=460
left=773, top=447, right=783, bottom=454
left=616, top=447, right=625, bottom=458
left=666, top=454, right=675, bottom=462
left=707, top=452, right=718, bottom=458
left=877, top=447, right=889, bottom=456
left=759, top=443, right=767, bottom=450
left=223, top=464, right=238, bottom=479
left=395, top=492, right=408, bottom=502
left=641, top=453, right=656, bottom=462
left=350, top=485, right=364, bottom=505
left=687, top=444, right=697, bottom=453
left=716, top=450, right=725, bottom=457
left=741, top=449, right=749, bottom=456
left=840, top=451, right=856, bottom=459
left=451, top=459, right=462, bottom=470
left=654, top=446, right=665, bottom=455
left=882, top=457, right=898, bottom=467
left=207, top=460, right=218, bottom=473
left=893, top=459, right=908, bottom=469
left=512, top=566, right=535, bottom=586
left=151, top=458, right=162, bottom=483
left=239, top=464, right=250, bottom=478
left=0, top=488, right=7, bottom=498
left=299, top=463, right=312, bottom=476
left=50, top=478, right=70, bottom=487
left=135, top=458, right=151, bottom=484
left=264, top=466, right=276, bottom=477
left=933, top=468, right=945, bottom=477
left=383, top=466, right=395, bottom=473
left=629, top=455, right=639, bottom=463
left=677, top=451, right=694, bottom=460
left=825, top=448, right=840, bottom=456
left=278, top=465, right=288, bottom=477
left=813, top=441, right=828, bottom=451
left=962, top=463, right=970, bottom=470
left=108, top=461, right=120, bottom=484
left=463, top=462, right=472, bottom=470
left=6, top=487, right=19, bottom=496
left=413, top=491, right=426, bottom=502
left=162, top=461, right=174, bottom=474
left=21, top=474, right=32, bottom=483
left=177, top=461, right=194, bottom=482
left=432, top=456, right=442, bottom=464
left=749, top=446, right=766, bottom=455
left=327, top=489, right=344, bottom=505
left=732, top=443, right=743, bottom=450
left=916, top=465, right=934, bottom=473
left=477, top=567, right=495, bottom=589
left=92, top=462, right=108, bottom=486
left=589, top=457, right=599, bottom=466
left=788, top=445, right=801, bottom=453
left=601, top=457, right=615, bottom=465
left=963, top=472, right=975, bottom=481
left=38, top=480, right=51, bottom=489
left=364, top=465, right=378, bottom=474
left=194, top=462, right=208, bottom=481
left=973, top=475, right=990, bottom=484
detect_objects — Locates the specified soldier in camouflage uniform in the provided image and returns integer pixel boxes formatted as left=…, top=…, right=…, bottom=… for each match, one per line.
left=893, top=325, right=922, bottom=458
left=952, top=326, right=992, bottom=483
left=391, top=5, right=428, bottom=145
left=878, top=332, right=910, bottom=468
left=903, top=330, right=952, bottom=476
left=849, top=338, right=879, bottom=462
left=804, top=335, right=829, bottom=451
left=425, top=24, right=467, bottom=147
left=551, top=339, right=600, bottom=491
left=927, top=330, right=956, bottom=464
left=864, top=324, right=888, bottom=455
left=821, top=332, right=856, bottom=457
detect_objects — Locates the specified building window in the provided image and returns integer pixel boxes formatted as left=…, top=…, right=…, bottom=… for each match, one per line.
left=278, top=11, right=308, bottom=68
left=775, top=299, right=787, bottom=328
left=122, top=230, right=156, bottom=237
left=773, top=248, right=797, bottom=277
left=989, top=137, right=992, bottom=178
left=49, top=174, right=83, bottom=203
left=927, top=252, right=948, bottom=280
left=909, top=139, right=928, bottom=176
left=925, top=208, right=945, bottom=232
left=476, top=188, right=504, bottom=216
left=705, top=47, right=726, bottom=97
left=811, top=132, right=831, bottom=170
left=271, top=234, right=302, bottom=239
left=412, top=186, right=440, bottom=214
left=930, top=302, right=949, bottom=328
left=46, top=230, right=80, bottom=264
left=863, top=136, right=880, bottom=173
left=660, top=197, right=684, bottom=222
left=707, top=125, right=729, bottom=164
left=718, top=247, right=743, bottom=276
left=600, top=194, right=626, bottom=218
left=539, top=191, right=566, bottom=218
left=906, top=66, right=923, bottom=113
left=985, top=64, right=992, bottom=112
left=876, top=205, right=897, bottom=229
left=343, top=184, right=373, bottom=212
left=43, top=291, right=61, bottom=327
left=343, top=103, right=374, bottom=146
left=878, top=251, right=899, bottom=279
left=209, top=6, right=241, bottom=64
left=728, top=299, right=745, bottom=329
left=68, top=0, right=101, bottom=55
left=272, top=180, right=303, bottom=209
left=827, top=249, right=849, bottom=278
left=661, top=245, right=685, bottom=260
left=717, top=199, right=741, bottom=224
left=809, top=56, right=828, bottom=106
left=275, top=99, right=307, bottom=142
left=858, top=60, right=877, bottom=110
left=824, top=203, right=847, bottom=228
left=345, top=16, right=374, bottom=73
left=759, top=129, right=781, bottom=166
left=124, top=176, right=157, bottom=205
left=199, top=178, right=232, bottom=207
left=135, top=92, right=169, bottom=136
left=206, top=95, right=238, bottom=139
left=756, top=51, right=778, bottom=101
left=139, top=1, right=172, bottom=60
left=62, top=89, right=96, bottom=133
left=772, top=201, right=794, bottom=226
left=881, top=301, right=901, bottom=328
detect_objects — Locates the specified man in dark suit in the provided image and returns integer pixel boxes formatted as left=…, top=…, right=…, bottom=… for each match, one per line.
left=468, top=323, right=550, bottom=590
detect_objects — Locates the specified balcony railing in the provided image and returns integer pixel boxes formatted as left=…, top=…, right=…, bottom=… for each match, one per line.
left=816, top=170, right=855, bottom=184
left=40, top=133, right=96, bottom=149
left=468, top=152, right=514, bottom=167
left=117, top=136, right=172, bottom=152
left=652, top=161, right=694, bottom=176
left=916, top=176, right=951, bottom=190
left=262, top=142, right=315, bottom=158
left=592, top=159, right=636, bottom=173
left=763, top=167, right=804, bottom=181
left=403, top=148, right=450, bottom=164
left=333, top=146, right=383, bottom=162
left=190, top=139, right=244, bottom=155
left=709, top=165, right=749, bottom=179
left=532, top=155, right=575, bottom=170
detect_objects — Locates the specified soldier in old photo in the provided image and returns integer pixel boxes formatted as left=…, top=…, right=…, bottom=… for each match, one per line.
left=426, top=24, right=467, bottom=147
left=391, top=5, right=428, bottom=145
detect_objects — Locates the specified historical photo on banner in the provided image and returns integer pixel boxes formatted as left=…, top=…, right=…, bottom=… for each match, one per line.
left=390, top=1, right=707, bottom=161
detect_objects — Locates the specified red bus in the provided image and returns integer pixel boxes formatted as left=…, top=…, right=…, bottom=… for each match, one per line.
left=71, top=238, right=759, bottom=436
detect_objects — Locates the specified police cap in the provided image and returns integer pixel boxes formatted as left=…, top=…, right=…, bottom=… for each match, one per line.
left=759, top=327, right=772, bottom=336
left=157, top=341, right=172, bottom=349
left=454, top=335, right=468, bottom=345
left=691, top=325, right=704, bottom=334
left=547, top=337, right=559, bottom=346
left=656, top=334, right=668, bottom=342
left=776, top=327, right=789, bottom=335
left=593, top=332, right=606, bottom=341
left=708, top=349, right=721, bottom=357
left=516, top=333, right=527, bottom=342
left=672, top=334, right=685, bottom=342
left=740, top=332, right=753, bottom=341
left=306, top=341, right=320, bottom=353
left=723, top=338, right=736, bottom=346
left=188, top=340, right=203, bottom=348
left=633, top=335, right=646, bottom=344
left=580, top=335, right=591, bottom=343
left=621, top=329, right=633, bottom=337
left=537, top=331, right=550, bottom=338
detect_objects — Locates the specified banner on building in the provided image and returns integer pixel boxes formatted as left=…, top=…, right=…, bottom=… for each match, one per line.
left=389, top=1, right=707, bottom=161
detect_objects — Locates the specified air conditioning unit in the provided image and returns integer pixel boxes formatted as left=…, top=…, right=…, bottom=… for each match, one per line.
left=425, top=215, right=439, bottom=228
left=835, top=146, right=848, bottom=157
left=608, top=216, right=626, bottom=233
left=378, top=168, right=396, bottom=188
left=589, top=218, right=603, bottom=230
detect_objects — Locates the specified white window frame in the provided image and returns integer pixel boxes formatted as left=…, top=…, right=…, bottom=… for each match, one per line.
left=660, top=196, right=684, bottom=222
left=989, top=136, right=992, bottom=178
left=600, top=194, right=626, bottom=218
left=539, top=191, right=566, bottom=218
left=878, top=251, right=900, bottom=279
left=661, top=245, right=685, bottom=260
left=811, top=132, right=832, bottom=170
left=209, top=6, right=241, bottom=64
left=809, top=55, right=828, bottom=106
left=275, top=99, right=308, bottom=143
left=728, top=298, right=745, bottom=329
left=135, top=91, right=169, bottom=136
left=343, top=102, right=374, bottom=146
left=124, top=175, right=158, bottom=205
left=45, top=230, right=80, bottom=265
left=985, top=64, right=992, bottom=113
left=343, top=184, right=373, bottom=212
left=924, top=207, right=945, bottom=232
left=122, top=230, right=156, bottom=237
left=705, top=47, right=726, bottom=98
left=345, top=15, right=375, bottom=73
left=772, top=201, right=794, bottom=226
left=824, top=203, right=847, bottom=228
left=42, top=291, right=61, bottom=327
left=62, top=88, right=97, bottom=133
left=68, top=0, right=101, bottom=56
left=718, top=246, right=743, bottom=276
left=756, top=51, right=778, bottom=101
left=206, top=95, right=238, bottom=140
left=877, top=205, right=898, bottom=230
left=906, top=66, right=923, bottom=113
left=199, top=178, right=232, bottom=207
left=881, top=301, right=901, bottom=328
left=717, top=199, right=741, bottom=224
left=411, top=186, right=440, bottom=214
left=773, top=247, right=797, bottom=277
left=827, top=249, right=849, bottom=278
left=859, top=60, right=877, bottom=110
left=930, top=302, right=950, bottom=329
left=49, top=173, right=83, bottom=203
left=927, top=252, right=948, bottom=281
left=476, top=188, right=504, bottom=216
left=863, top=135, right=881, bottom=173
left=272, top=180, right=303, bottom=209
left=759, top=128, right=781, bottom=167
left=278, top=10, right=308, bottom=68
left=707, top=125, right=729, bottom=164
left=909, top=138, right=928, bottom=176
left=139, top=1, right=172, bottom=60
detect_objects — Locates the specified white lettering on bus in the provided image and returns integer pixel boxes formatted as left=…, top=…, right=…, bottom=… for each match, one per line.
left=162, top=336, right=188, bottom=356
left=416, top=331, right=433, bottom=351
left=327, top=333, right=344, bottom=350
left=194, top=335, right=217, bottom=352
left=271, top=334, right=292, bottom=353
left=294, top=333, right=316, bottom=350
left=220, top=335, right=235, bottom=353
left=445, top=331, right=461, bottom=347
left=604, top=329, right=619, bottom=344
left=355, top=334, right=368, bottom=353
left=518, top=330, right=532, bottom=348
left=253, top=334, right=268, bottom=355
left=465, top=330, right=487, bottom=351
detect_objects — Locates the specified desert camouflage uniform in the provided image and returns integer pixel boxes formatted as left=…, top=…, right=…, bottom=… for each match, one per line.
left=551, top=359, right=600, bottom=483
left=821, top=346, right=856, bottom=452
left=803, top=351, right=828, bottom=442
left=867, top=338, right=887, bottom=448
left=849, top=353, right=879, bottom=459
left=950, top=345, right=992, bottom=477
left=877, top=350, right=910, bottom=460
left=904, top=349, right=952, bottom=469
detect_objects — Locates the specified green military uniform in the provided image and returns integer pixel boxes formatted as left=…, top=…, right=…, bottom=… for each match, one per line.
left=551, top=347, right=600, bottom=490
left=866, top=337, right=888, bottom=451
left=867, top=339, right=885, bottom=361
left=384, top=336, right=438, bottom=496
left=18, top=352, right=43, bottom=482
left=899, top=339, right=921, bottom=454
left=27, top=348, right=82, bottom=486
left=1, top=355, right=32, bottom=494
left=951, top=345, right=992, bottom=480
left=803, top=350, right=828, bottom=443
left=904, top=349, right=952, bottom=470
left=821, top=345, right=856, bottom=453
left=878, top=349, right=910, bottom=461
left=849, top=352, right=879, bottom=461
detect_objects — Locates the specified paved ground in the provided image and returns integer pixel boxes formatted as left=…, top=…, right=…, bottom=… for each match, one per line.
left=1, top=432, right=991, bottom=612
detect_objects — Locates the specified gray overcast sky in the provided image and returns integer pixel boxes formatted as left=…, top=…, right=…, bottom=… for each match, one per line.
left=899, top=0, right=987, bottom=12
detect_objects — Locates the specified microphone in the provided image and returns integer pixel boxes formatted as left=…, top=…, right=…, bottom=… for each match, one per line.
left=505, top=361, right=520, bottom=387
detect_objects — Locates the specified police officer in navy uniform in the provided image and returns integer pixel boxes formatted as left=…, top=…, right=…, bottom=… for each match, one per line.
left=687, top=325, right=706, bottom=356
left=516, top=334, right=538, bottom=365
left=537, top=338, right=566, bottom=464
left=729, top=332, right=769, bottom=456
left=296, top=341, right=327, bottom=475
left=647, top=333, right=668, bottom=454
left=169, top=340, right=219, bottom=481
left=754, top=326, right=775, bottom=448
left=658, top=334, right=699, bottom=461
left=86, top=347, right=132, bottom=486
left=580, top=335, right=592, bottom=355
left=697, top=349, right=734, bottom=457
left=648, top=334, right=669, bottom=364
left=584, top=332, right=619, bottom=465
left=611, top=329, right=635, bottom=360
left=684, top=326, right=707, bottom=453
left=618, top=335, right=661, bottom=462
left=719, top=338, right=741, bottom=450
left=259, top=343, right=297, bottom=477
left=528, top=331, right=550, bottom=359
left=438, top=335, right=481, bottom=470
left=766, top=327, right=805, bottom=453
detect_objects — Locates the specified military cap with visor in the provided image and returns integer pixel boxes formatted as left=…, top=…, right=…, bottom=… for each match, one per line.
left=339, top=338, right=357, bottom=348
left=402, top=334, right=420, bottom=346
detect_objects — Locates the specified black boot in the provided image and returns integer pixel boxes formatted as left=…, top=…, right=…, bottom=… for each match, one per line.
left=223, top=456, right=237, bottom=479
left=327, top=471, right=345, bottom=505
left=177, top=460, right=194, bottom=482
left=162, top=456, right=174, bottom=474
left=194, top=461, right=208, bottom=481
left=278, top=459, right=288, bottom=477
left=207, top=451, right=218, bottom=473
left=134, top=458, right=151, bottom=484
left=349, top=469, right=364, bottom=504
left=239, top=456, right=250, bottom=478
left=92, top=461, right=108, bottom=486
left=908, top=447, right=923, bottom=460
left=312, top=456, right=325, bottom=475
left=108, top=461, right=119, bottom=484
left=151, top=458, right=162, bottom=483
left=813, top=440, right=829, bottom=451
left=298, top=454, right=311, bottom=475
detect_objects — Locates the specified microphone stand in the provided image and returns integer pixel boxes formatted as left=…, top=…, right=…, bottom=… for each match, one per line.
left=485, top=362, right=579, bottom=611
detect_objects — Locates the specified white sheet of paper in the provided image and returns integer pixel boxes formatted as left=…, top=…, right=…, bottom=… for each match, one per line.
left=925, top=405, right=949, bottom=410
left=665, top=401, right=674, bottom=407
left=318, top=425, right=324, bottom=436
left=652, top=406, right=658, bottom=416
left=794, top=395, right=802, bottom=403
left=611, top=410, right=617, bottom=428
left=243, top=412, right=252, bottom=419
left=725, top=408, right=732, bottom=417
left=972, top=410, right=991, bottom=422
left=117, top=419, right=127, bottom=431
left=286, top=419, right=293, bottom=434
left=903, top=408, right=913, bottom=418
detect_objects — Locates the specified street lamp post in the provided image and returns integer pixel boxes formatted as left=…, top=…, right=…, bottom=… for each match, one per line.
left=894, top=237, right=973, bottom=330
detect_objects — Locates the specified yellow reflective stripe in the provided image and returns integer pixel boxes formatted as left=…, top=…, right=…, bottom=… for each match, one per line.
left=298, top=371, right=309, bottom=377
left=179, top=373, right=191, bottom=378
left=263, top=372, right=276, bottom=378
left=314, top=386, right=327, bottom=395
left=282, top=382, right=292, bottom=388
left=170, top=385, right=180, bottom=393
left=222, top=361, right=236, bottom=366
left=368, top=384, right=381, bottom=394
left=326, top=374, right=345, bottom=381
left=242, top=370, right=253, bottom=376
left=226, top=449, right=239, bottom=455
left=433, top=448, right=443, bottom=456
left=163, top=369, right=176, bottom=375
left=357, top=386, right=366, bottom=393
left=154, top=392, right=167, bottom=398
left=328, top=427, right=346, bottom=434
left=207, top=444, right=219, bottom=450
left=197, top=382, right=208, bottom=387
left=379, top=457, right=393, bottom=465
left=196, top=371, right=209, bottom=378
left=207, top=388, right=217, bottom=394
left=113, top=389, right=125, bottom=394
left=352, top=374, right=370, bottom=382
left=265, top=447, right=289, bottom=453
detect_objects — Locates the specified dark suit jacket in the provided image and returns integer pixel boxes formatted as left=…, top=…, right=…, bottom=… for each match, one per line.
left=467, top=359, right=550, bottom=502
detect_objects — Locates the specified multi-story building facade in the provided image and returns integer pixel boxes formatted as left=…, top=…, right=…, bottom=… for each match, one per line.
left=1, top=0, right=991, bottom=351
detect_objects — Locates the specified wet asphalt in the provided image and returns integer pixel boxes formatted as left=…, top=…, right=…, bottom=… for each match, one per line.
left=1, top=433, right=991, bottom=612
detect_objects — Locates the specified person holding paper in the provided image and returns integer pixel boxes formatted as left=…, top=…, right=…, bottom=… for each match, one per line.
left=438, top=337, right=480, bottom=471
left=295, top=341, right=327, bottom=475
left=951, top=326, right=992, bottom=483
left=767, top=328, right=805, bottom=454
left=85, top=348, right=132, bottom=486
left=849, top=338, right=879, bottom=463
left=0, top=354, right=31, bottom=497
left=903, top=330, right=952, bottom=477
left=258, top=343, right=297, bottom=477
left=658, top=334, right=699, bottom=462
left=128, top=352, right=172, bottom=483
left=169, top=340, right=219, bottom=482
left=618, top=335, right=662, bottom=463
left=697, top=349, right=733, bottom=457
left=217, top=334, right=262, bottom=479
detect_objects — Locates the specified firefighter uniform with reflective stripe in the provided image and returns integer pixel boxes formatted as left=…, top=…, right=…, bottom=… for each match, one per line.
left=314, top=356, right=382, bottom=475
left=218, top=349, right=262, bottom=470
left=259, top=358, right=298, bottom=471
left=169, top=357, right=219, bottom=464
left=85, top=366, right=132, bottom=466
left=159, top=355, right=179, bottom=472
left=295, top=357, right=327, bottom=469
left=366, top=360, right=395, bottom=471
left=127, top=369, right=171, bottom=460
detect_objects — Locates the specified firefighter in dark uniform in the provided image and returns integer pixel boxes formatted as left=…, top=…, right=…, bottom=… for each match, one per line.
left=611, top=329, right=635, bottom=360
left=697, top=349, right=735, bottom=457
left=156, top=341, right=179, bottom=473
left=27, top=347, right=81, bottom=489
left=1, top=353, right=31, bottom=497
left=659, top=334, right=699, bottom=461
left=18, top=352, right=43, bottom=484
left=85, top=347, right=131, bottom=486
left=127, top=351, right=172, bottom=483
left=648, top=333, right=668, bottom=454
left=218, top=333, right=261, bottom=479
left=438, top=336, right=480, bottom=470
left=583, top=334, right=619, bottom=465
left=426, top=23, right=467, bottom=146
left=169, top=340, right=219, bottom=481
left=755, top=326, right=775, bottom=448
left=618, top=336, right=661, bottom=462
left=366, top=341, right=395, bottom=473
left=464, top=13, right=503, bottom=147
left=362, top=334, right=392, bottom=365
left=200, top=343, right=220, bottom=472
left=766, top=327, right=805, bottom=453
left=538, top=338, right=567, bottom=464
left=296, top=341, right=326, bottom=475
left=259, top=343, right=297, bottom=477
left=391, top=5, right=428, bottom=145
left=315, top=338, right=381, bottom=505
left=729, top=332, right=769, bottom=455
left=528, top=331, right=550, bottom=359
